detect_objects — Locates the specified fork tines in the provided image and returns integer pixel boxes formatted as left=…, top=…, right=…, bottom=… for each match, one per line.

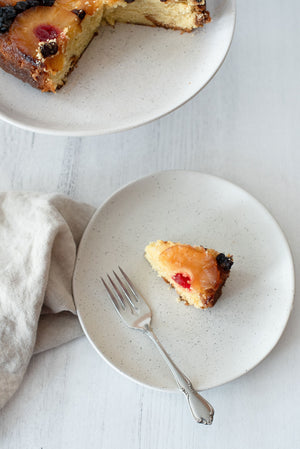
left=101, top=267, right=139, bottom=313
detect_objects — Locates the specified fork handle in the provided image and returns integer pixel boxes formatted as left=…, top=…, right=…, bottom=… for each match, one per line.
left=144, top=325, right=214, bottom=425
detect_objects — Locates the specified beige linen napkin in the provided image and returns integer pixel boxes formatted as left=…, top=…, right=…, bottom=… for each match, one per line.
left=0, top=192, right=95, bottom=409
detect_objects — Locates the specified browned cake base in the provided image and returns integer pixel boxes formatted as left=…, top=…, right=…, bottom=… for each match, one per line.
left=0, top=35, right=81, bottom=91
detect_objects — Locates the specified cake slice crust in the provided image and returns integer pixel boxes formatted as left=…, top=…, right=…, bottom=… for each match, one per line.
left=145, top=240, right=233, bottom=309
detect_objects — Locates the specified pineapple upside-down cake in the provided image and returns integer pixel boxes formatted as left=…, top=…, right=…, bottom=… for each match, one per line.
left=0, top=0, right=210, bottom=91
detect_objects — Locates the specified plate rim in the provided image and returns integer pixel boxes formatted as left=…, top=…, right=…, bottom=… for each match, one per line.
left=0, top=0, right=236, bottom=136
left=73, top=169, right=295, bottom=392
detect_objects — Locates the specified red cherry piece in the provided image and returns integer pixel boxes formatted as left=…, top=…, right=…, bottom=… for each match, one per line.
left=34, top=24, right=60, bottom=42
left=172, top=273, right=191, bottom=290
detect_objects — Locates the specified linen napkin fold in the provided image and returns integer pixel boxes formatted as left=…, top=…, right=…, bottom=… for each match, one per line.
left=0, top=192, right=95, bottom=410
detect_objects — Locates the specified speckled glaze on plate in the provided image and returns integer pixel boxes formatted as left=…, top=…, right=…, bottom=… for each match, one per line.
left=73, top=171, right=294, bottom=391
left=0, top=0, right=235, bottom=135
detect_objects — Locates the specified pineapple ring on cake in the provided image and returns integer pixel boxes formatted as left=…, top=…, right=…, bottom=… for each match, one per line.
left=145, top=240, right=233, bottom=309
left=9, top=6, right=81, bottom=68
left=55, top=0, right=102, bottom=16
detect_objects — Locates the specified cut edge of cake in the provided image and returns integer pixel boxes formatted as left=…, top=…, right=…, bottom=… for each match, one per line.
left=103, top=0, right=210, bottom=33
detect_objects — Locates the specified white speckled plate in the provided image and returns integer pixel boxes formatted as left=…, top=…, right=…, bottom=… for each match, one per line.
left=0, top=0, right=235, bottom=135
left=73, top=171, right=294, bottom=391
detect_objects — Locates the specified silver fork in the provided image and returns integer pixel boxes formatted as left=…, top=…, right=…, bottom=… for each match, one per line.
left=101, top=266, right=214, bottom=425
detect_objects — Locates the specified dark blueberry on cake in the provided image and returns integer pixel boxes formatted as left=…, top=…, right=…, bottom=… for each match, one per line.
left=216, top=253, right=234, bottom=272
left=0, top=6, right=17, bottom=33
left=72, top=9, right=86, bottom=21
left=40, top=41, right=58, bottom=58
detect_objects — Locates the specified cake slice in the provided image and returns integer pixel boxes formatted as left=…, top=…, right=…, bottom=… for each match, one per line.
left=145, top=240, right=233, bottom=309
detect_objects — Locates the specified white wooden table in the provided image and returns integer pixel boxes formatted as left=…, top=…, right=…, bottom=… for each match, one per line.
left=0, top=1, right=299, bottom=447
